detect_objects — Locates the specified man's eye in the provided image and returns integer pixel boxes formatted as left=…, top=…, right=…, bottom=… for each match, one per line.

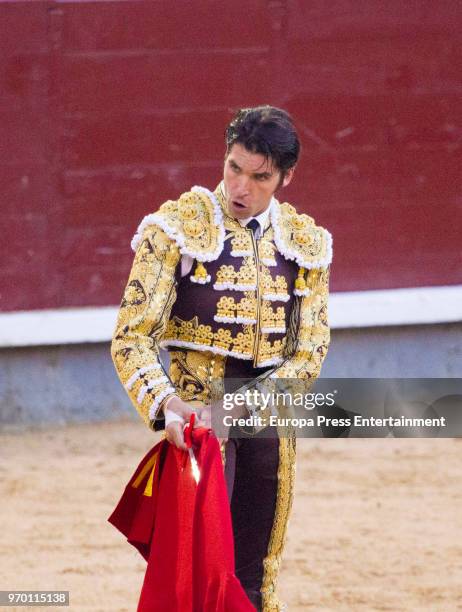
left=255, top=175, right=269, bottom=181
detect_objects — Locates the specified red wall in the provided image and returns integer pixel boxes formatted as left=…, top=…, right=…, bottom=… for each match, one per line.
left=1, top=1, right=461, bottom=312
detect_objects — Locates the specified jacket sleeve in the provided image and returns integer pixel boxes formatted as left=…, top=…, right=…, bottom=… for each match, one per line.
left=269, top=265, right=331, bottom=381
left=111, top=223, right=181, bottom=431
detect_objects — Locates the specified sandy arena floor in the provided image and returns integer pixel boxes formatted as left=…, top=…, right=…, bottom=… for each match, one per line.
left=1, top=419, right=461, bottom=611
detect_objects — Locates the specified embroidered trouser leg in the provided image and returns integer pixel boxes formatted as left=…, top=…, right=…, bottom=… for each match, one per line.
left=224, top=428, right=296, bottom=611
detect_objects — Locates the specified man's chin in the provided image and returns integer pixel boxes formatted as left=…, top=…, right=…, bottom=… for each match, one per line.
left=228, top=201, right=251, bottom=219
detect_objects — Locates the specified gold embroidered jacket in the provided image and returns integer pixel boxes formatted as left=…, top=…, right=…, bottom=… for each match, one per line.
left=111, top=183, right=332, bottom=430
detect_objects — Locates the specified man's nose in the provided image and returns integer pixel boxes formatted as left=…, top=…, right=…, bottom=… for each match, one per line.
left=236, top=174, right=251, bottom=196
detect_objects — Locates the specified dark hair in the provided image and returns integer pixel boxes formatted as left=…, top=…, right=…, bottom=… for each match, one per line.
left=225, top=105, right=300, bottom=175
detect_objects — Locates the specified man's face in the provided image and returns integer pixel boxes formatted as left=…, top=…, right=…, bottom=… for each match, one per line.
left=223, top=143, right=294, bottom=220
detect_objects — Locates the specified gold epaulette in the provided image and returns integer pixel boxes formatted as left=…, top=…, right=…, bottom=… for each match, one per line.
left=130, top=186, right=225, bottom=262
left=272, top=201, right=333, bottom=270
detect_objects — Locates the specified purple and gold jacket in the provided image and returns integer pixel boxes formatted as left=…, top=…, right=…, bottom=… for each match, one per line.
left=111, top=182, right=332, bottom=431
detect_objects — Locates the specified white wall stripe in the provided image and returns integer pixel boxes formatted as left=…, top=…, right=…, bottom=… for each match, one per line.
left=331, top=285, right=462, bottom=329
left=0, top=285, right=460, bottom=348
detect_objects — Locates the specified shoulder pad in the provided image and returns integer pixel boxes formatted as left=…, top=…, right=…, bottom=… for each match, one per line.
left=271, top=201, right=333, bottom=269
left=130, top=186, right=225, bottom=262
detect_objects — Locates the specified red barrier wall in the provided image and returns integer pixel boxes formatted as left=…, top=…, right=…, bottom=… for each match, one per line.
left=1, top=1, right=461, bottom=311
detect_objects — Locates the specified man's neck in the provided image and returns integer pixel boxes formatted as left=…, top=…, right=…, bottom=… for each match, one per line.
left=237, top=205, right=270, bottom=224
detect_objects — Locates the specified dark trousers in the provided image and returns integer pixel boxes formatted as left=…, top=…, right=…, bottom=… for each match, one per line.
left=224, top=429, right=280, bottom=611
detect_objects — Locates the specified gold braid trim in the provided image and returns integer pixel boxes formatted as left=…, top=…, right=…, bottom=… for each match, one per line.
left=261, top=427, right=297, bottom=611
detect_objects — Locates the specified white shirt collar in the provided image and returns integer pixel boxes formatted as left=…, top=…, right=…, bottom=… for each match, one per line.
left=237, top=207, right=271, bottom=239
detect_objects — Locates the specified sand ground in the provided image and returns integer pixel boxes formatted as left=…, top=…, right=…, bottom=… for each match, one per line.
left=1, top=419, right=461, bottom=611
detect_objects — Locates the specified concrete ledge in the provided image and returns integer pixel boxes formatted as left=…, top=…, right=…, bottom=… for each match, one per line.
left=0, top=285, right=461, bottom=348
left=1, top=323, right=461, bottom=427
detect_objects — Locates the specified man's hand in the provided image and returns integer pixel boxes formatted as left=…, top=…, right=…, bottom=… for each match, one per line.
left=197, top=403, right=230, bottom=447
left=163, top=396, right=206, bottom=451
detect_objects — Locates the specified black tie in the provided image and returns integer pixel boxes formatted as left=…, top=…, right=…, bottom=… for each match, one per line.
left=247, top=219, right=260, bottom=236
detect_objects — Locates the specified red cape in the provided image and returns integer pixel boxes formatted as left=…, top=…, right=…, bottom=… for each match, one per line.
left=108, top=427, right=255, bottom=611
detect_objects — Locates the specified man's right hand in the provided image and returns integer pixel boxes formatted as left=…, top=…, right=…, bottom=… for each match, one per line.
left=163, top=396, right=206, bottom=451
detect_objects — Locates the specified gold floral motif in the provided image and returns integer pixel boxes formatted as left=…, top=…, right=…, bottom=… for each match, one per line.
left=183, top=219, right=205, bottom=238
left=214, top=328, right=233, bottom=351
left=236, top=296, right=257, bottom=320
left=215, top=265, right=236, bottom=287
left=261, top=271, right=288, bottom=298
left=179, top=203, right=198, bottom=220
left=261, top=270, right=273, bottom=293
left=122, top=280, right=146, bottom=307
left=168, top=350, right=226, bottom=404
left=216, top=296, right=236, bottom=319
left=195, top=324, right=214, bottom=346
left=162, top=317, right=286, bottom=362
left=261, top=302, right=286, bottom=330
left=289, top=214, right=306, bottom=229
left=274, top=276, right=287, bottom=294
left=169, top=353, right=202, bottom=399
left=258, top=239, right=277, bottom=264
left=165, top=319, right=177, bottom=339
left=256, top=336, right=285, bottom=366
left=215, top=295, right=257, bottom=321
left=294, top=230, right=313, bottom=246
left=232, top=329, right=254, bottom=355
left=178, top=318, right=197, bottom=342
left=236, top=261, right=257, bottom=287
left=214, top=261, right=257, bottom=290
left=230, top=230, right=253, bottom=255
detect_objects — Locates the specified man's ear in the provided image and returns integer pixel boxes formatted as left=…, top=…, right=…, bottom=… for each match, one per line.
left=281, top=166, right=295, bottom=188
